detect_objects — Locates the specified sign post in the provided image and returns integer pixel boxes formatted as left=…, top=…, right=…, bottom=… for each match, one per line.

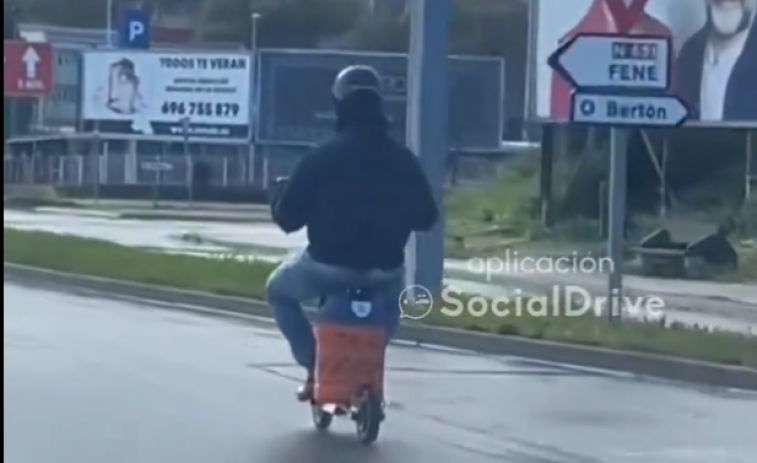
left=181, top=117, right=193, bottom=206
left=141, top=160, right=172, bottom=208
left=547, top=0, right=690, bottom=321
left=747, top=130, right=753, bottom=200
left=91, top=125, right=101, bottom=202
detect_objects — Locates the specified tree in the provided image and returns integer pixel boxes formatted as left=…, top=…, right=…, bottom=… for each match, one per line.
left=21, top=0, right=117, bottom=29
left=5, top=4, right=20, bottom=38
left=199, top=0, right=362, bottom=48
left=346, top=0, right=529, bottom=55
left=347, top=16, right=410, bottom=52
left=17, top=0, right=529, bottom=56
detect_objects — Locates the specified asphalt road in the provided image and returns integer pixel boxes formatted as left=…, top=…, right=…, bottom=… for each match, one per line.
left=4, top=282, right=756, bottom=463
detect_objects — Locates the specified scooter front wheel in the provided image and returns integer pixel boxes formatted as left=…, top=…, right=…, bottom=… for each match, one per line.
left=311, top=404, right=333, bottom=430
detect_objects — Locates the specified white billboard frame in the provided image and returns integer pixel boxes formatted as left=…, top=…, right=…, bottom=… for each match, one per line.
left=525, top=0, right=757, bottom=128
left=81, top=49, right=254, bottom=141
left=253, top=48, right=506, bottom=151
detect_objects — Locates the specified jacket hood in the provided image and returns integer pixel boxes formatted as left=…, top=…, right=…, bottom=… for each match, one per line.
left=334, top=89, right=388, bottom=134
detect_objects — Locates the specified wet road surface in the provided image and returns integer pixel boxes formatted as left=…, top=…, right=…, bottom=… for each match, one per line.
left=4, top=282, right=756, bottom=463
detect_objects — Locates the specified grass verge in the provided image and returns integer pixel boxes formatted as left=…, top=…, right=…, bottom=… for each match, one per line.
left=445, top=157, right=542, bottom=258
left=445, top=166, right=757, bottom=282
left=4, top=194, right=80, bottom=210
left=444, top=156, right=616, bottom=261
left=4, top=229, right=756, bottom=368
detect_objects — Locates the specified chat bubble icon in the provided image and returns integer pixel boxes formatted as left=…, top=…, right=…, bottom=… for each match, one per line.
left=399, top=285, right=434, bottom=320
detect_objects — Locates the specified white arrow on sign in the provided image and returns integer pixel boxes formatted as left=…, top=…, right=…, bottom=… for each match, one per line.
left=548, top=33, right=671, bottom=91
left=570, top=92, right=690, bottom=127
left=22, top=46, right=40, bottom=79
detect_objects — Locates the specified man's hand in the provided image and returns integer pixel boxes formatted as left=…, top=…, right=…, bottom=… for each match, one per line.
left=269, top=177, right=289, bottom=208
left=272, top=153, right=317, bottom=234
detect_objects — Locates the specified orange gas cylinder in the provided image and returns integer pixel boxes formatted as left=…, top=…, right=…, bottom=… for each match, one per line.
left=313, top=324, right=385, bottom=405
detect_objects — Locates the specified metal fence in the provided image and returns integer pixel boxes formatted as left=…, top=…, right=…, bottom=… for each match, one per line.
left=4, top=152, right=251, bottom=187
left=4, top=150, right=517, bottom=193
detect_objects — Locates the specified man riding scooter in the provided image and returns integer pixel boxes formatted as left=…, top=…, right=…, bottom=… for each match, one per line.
left=266, top=65, right=439, bottom=401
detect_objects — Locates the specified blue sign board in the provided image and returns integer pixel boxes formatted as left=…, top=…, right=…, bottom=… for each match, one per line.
left=256, top=49, right=505, bottom=150
left=118, top=10, right=150, bottom=49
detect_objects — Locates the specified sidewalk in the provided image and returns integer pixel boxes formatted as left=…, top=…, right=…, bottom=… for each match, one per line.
left=443, top=260, right=757, bottom=307
left=442, top=262, right=757, bottom=333
left=34, top=205, right=270, bottom=223
left=68, top=199, right=269, bottom=212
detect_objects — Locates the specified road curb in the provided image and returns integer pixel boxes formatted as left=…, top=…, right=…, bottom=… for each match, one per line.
left=4, top=262, right=756, bottom=391
left=118, top=213, right=268, bottom=223
left=26, top=207, right=269, bottom=223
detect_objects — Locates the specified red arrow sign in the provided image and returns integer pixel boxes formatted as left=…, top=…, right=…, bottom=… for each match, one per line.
left=604, top=0, right=651, bottom=33
left=4, top=41, right=53, bottom=98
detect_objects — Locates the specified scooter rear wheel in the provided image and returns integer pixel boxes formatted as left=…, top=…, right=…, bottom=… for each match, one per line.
left=354, top=392, right=382, bottom=445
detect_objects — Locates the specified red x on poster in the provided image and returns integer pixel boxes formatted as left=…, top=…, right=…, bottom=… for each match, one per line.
left=4, top=41, right=53, bottom=98
left=604, top=0, right=651, bottom=33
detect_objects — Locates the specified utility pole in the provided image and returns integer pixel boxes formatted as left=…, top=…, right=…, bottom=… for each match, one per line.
left=249, top=10, right=262, bottom=185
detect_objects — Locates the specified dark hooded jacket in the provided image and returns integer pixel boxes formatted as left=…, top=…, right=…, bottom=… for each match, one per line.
left=271, top=89, right=438, bottom=271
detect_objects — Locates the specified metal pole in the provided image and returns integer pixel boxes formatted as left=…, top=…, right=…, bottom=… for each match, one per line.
left=102, top=141, right=109, bottom=184
left=251, top=13, right=260, bottom=52
left=10, top=100, right=18, bottom=140
left=607, top=127, right=628, bottom=322
left=746, top=130, right=753, bottom=200
left=106, top=0, right=114, bottom=47
left=250, top=12, right=261, bottom=185
left=262, top=153, right=269, bottom=189
left=92, top=129, right=100, bottom=202
left=183, top=120, right=193, bottom=206
left=405, top=0, right=449, bottom=293
left=30, top=151, right=37, bottom=184
left=599, top=181, right=608, bottom=239
left=152, top=144, right=162, bottom=208
left=540, top=126, right=555, bottom=228
left=660, top=136, right=669, bottom=217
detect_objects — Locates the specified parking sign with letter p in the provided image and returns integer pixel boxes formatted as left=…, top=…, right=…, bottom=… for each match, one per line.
left=119, top=9, right=150, bottom=49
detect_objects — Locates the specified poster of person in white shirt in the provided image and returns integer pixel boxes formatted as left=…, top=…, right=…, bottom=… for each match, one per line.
left=532, top=0, right=757, bottom=126
left=677, top=0, right=757, bottom=123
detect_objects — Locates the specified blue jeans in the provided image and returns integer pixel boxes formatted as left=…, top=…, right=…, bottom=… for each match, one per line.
left=266, top=248, right=404, bottom=372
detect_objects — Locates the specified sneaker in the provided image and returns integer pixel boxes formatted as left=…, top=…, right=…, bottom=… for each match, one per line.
left=297, top=375, right=314, bottom=402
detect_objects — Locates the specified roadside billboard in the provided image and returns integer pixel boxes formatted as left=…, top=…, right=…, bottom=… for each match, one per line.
left=529, top=0, right=757, bottom=127
left=81, top=50, right=252, bottom=139
left=256, top=49, right=505, bottom=150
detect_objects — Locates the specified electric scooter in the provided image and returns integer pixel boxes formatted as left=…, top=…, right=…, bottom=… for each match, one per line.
left=309, top=287, right=391, bottom=445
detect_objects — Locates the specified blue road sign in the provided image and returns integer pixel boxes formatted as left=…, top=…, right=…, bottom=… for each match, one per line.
left=119, top=10, right=150, bottom=49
